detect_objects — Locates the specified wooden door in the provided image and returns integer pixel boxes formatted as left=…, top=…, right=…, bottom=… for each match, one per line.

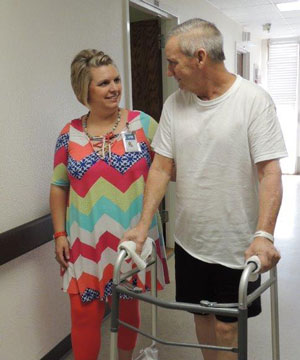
left=130, top=19, right=167, bottom=240
left=130, top=19, right=163, bottom=122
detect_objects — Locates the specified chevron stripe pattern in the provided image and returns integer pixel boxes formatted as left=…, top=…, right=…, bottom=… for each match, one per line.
left=52, top=110, right=169, bottom=302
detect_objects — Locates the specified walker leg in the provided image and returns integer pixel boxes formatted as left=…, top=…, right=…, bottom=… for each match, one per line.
left=238, top=309, right=248, bottom=360
left=110, top=333, right=118, bottom=360
left=110, top=284, right=120, bottom=360
left=270, top=267, right=280, bottom=360
left=151, top=252, right=158, bottom=340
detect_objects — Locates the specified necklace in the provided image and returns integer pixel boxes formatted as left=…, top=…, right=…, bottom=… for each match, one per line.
left=82, top=109, right=121, bottom=158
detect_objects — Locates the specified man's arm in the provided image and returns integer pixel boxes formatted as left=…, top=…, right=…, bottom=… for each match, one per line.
left=121, top=153, right=174, bottom=253
left=245, top=159, right=282, bottom=272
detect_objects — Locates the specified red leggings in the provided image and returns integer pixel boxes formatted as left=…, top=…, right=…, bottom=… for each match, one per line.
left=70, top=294, right=140, bottom=360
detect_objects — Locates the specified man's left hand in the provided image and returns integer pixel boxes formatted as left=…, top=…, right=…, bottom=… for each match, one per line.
left=245, top=237, right=281, bottom=273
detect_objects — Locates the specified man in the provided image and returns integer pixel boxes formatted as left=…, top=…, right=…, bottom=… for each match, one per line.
left=122, top=18, right=287, bottom=360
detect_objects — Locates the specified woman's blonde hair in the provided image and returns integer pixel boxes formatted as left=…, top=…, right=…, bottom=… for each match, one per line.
left=71, top=49, right=115, bottom=106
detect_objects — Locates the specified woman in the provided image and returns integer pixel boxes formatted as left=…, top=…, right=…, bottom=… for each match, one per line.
left=50, top=49, right=169, bottom=360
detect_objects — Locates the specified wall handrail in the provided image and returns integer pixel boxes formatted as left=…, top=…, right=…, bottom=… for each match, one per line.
left=0, top=214, right=53, bottom=266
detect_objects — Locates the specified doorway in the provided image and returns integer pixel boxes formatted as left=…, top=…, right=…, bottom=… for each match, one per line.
left=236, top=46, right=250, bottom=80
left=124, top=0, right=178, bottom=249
left=130, top=7, right=167, bottom=239
left=130, top=12, right=163, bottom=122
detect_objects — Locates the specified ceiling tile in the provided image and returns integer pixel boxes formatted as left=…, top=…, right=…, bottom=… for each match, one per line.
left=272, top=0, right=300, bottom=4
left=206, top=0, right=300, bottom=38
left=207, top=0, right=270, bottom=10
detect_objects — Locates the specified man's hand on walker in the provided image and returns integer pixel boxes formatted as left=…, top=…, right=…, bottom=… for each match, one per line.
left=245, top=237, right=281, bottom=273
left=121, top=225, right=148, bottom=255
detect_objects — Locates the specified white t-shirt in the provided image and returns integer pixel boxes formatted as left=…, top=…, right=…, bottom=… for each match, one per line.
left=152, top=75, right=287, bottom=269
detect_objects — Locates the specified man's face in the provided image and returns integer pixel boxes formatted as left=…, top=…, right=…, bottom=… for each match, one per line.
left=165, top=36, right=199, bottom=92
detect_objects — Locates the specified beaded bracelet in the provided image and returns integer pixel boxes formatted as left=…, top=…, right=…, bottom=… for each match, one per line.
left=53, top=231, right=67, bottom=239
left=253, top=230, right=274, bottom=243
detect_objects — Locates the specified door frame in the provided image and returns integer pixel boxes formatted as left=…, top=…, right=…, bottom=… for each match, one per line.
left=122, top=0, right=179, bottom=108
left=122, top=0, right=179, bottom=249
left=235, top=41, right=250, bottom=80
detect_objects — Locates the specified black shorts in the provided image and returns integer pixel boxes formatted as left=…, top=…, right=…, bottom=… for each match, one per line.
left=175, top=243, right=261, bottom=323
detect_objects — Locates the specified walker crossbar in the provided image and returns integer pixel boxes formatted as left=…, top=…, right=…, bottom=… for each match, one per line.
left=115, top=285, right=239, bottom=317
left=118, top=319, right=238, bottom=353
left=118, top=259, right=156, bottom=284
left=110, top=245, right=280, bottom=360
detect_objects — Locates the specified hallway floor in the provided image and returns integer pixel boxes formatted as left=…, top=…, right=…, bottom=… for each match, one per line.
left=62, top=175, right=300, bottom=360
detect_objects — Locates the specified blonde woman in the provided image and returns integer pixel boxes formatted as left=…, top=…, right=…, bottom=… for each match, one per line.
left=50, top=49, right=169, bottom=360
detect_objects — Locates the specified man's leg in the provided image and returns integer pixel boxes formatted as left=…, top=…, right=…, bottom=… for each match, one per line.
left=194, top=314, right=238, bottom=360
left=194, top=314, right=217, bottom=360
left=214, top=319, right=238, bottom=360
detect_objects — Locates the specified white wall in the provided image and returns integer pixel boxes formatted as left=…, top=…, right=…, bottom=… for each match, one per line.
left=0, top=243, right=68, bottom=360
left=0, top=0, right=126, bottom=233
left=0, top=1, right=125, bottom=359
left=159, top=0, right=243, bottom=72
left=0, top=0, right=243, bottom=359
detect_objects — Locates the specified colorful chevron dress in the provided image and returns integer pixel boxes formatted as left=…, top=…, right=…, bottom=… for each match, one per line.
left=51, top=110, right=169, bottom=302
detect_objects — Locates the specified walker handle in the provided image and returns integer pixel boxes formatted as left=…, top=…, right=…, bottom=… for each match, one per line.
left=200, top=256, right=262, bottom=309
left=245, top=255, right=261, bottom=282
left=245, top=255, right=261, bottom=273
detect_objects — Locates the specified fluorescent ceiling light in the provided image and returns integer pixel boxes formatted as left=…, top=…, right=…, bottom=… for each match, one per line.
left=277, top=1, right=300, bottom=11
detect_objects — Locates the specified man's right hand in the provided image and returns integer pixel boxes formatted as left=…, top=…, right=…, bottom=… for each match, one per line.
left=120, top=153, right=173, bottom=255
left=120, top=225, right=148, bottom=255
left=55, top=236, right=70, bottom=269
left=245, top=237, right=280, bottom=273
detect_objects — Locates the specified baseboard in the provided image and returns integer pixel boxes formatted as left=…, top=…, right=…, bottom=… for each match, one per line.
left=40, top=335, right=71, bottom=360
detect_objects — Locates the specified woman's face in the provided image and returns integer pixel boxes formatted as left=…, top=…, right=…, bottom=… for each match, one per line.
left=88, top=65, right=122, bottom=112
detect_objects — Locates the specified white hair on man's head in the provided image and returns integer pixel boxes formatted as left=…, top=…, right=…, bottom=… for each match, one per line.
left=168, top=18, right=225, bottom=62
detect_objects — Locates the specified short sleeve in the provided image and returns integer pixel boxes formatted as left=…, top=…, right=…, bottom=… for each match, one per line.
left=151, top=98, right=174, bottom=159
left=51, top=123, right=70, bottom=187
left=139, top=111, right=158, bottom=144
left=248, top=103, right=288, bottom=164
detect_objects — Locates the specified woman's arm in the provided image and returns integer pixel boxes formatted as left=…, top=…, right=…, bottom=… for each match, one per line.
left=50, top=184, right=70, bottom=269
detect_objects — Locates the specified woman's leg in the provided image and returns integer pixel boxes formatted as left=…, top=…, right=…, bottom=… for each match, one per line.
left=108, top=297, right=140, bottom=360
left=70, top=294, right=106, bottom=360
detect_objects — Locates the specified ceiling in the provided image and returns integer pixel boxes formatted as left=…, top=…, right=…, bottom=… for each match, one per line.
left=206, top=0, right=300, bottom=39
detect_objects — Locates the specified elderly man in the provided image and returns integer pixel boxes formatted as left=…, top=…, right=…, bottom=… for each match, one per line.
left=122, top=18, right=287, bottom=360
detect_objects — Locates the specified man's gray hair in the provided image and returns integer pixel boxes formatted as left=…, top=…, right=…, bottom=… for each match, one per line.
left=168, top=18, right=225, bottom=62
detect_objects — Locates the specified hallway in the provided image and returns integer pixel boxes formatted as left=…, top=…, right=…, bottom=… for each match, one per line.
left=62, top=175, right=300, bottom=360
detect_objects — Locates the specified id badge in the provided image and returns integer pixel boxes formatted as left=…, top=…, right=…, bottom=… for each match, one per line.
left=122, top=132, right=141, bottom=152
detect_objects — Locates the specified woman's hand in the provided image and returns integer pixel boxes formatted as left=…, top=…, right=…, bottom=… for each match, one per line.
left=55, top=236, right=70, bottom=270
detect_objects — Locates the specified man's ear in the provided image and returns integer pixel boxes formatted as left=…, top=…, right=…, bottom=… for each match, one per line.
left=195, top=49, right=207, bottom=66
